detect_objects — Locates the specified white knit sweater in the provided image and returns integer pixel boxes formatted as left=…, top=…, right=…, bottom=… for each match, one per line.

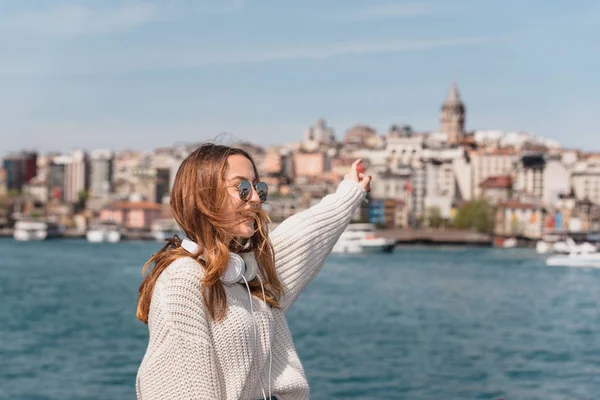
left=136, top=180, right=366, bottom=400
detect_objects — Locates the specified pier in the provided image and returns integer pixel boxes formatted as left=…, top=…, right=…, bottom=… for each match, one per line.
left=376, top=228, right=492, bottom=247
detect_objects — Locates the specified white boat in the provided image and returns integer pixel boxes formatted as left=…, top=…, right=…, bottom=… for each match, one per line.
left=14, top=220, right=62, bottom=241
left=332, top=223, right=395, bottom=254
left=86, top=222, right=122, bottom=243
left=502, top=237, right=518, bottom=248
left=553, top=241, right=572, bottom=254
left=537, top=237, right=596, bottom=254
left=546, top=252, right=600, bottom=268
left=536, top=240, right=551, bottom=254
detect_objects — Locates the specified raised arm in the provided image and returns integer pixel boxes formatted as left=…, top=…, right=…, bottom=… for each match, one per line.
left=136, top=260, right=223, bottom=400
left=270, top=177, right=367, bottom=312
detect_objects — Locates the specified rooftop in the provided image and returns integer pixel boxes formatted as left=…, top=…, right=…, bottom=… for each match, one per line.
left=480, top=175, right=512, bottom=189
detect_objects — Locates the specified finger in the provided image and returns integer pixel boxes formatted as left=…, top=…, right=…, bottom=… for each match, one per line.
left=350, top=159, right=362, bottom=178
left=360, top=174, right=372, bottom=190
left=358, top=172, right=365, bottom=180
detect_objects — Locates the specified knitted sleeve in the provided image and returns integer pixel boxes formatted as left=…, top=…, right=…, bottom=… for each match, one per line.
left=270, top=179, right=366, bottom=312
left=137, top=261, right=223, bottom=400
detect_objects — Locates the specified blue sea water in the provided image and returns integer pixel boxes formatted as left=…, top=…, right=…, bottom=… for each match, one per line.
left=1, top=239, right=600, bottom=400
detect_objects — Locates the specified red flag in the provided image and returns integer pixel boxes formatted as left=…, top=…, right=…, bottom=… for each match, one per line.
left=405, top=179, right=413, bottom=193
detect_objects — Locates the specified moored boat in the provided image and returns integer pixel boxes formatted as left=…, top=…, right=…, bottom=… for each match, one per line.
left=86, top=221, right=122, bottom=243
left=13, top=220, right=62, bottom=241
left=332, top=223, right=395, bottom=254
left=537, top=237, right=596, bottom=254
left=546, top=252, right=600, bottom=268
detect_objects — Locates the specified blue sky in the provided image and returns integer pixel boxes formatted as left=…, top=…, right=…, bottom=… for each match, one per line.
left=1, top=0, right=599, bottom=153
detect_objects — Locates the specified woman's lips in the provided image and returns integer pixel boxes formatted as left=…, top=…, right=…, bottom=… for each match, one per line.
left=239, top=211, right=256, bottom=224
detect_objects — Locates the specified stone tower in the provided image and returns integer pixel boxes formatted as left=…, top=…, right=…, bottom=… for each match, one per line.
left=440, top=82, right=466, bottom=146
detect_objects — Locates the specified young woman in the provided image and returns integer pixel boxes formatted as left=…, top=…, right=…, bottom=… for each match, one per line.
left=136, top=143, right=371, bottom=400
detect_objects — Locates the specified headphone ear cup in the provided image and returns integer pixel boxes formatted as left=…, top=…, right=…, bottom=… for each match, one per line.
left=240, top=252, right=258, bottom=282
left=181, top=238, right=199, bottom=255
left=220, top=253, right=246, bottom=286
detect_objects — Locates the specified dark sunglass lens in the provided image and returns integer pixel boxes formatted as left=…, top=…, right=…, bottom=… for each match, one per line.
left=238, top=180, right=252, bottom=201
left=256, top=182, right=268, bottom=201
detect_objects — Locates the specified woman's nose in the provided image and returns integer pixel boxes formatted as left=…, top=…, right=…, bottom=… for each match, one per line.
left=247, top=185, right=261, bottom=204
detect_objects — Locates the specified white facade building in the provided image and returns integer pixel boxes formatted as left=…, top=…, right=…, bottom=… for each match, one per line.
left=64, top=150, right=89, bottom=203
left=470, top=149, right=516, bottom=199
left=543, top=155, right=569, bottom=206
left=90, top=150, right=113, bottom=199
left=424, top=159, right=455, bottom=218
left=386, top=133, right=425, bottom=166
left=513, top=153, right=569, bottom=206
left=571, top=159, right=600, bottom=205
left=370, top=169, right=412, bottom=205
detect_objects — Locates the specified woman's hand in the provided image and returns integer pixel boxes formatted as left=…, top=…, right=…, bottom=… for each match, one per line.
left=344, top=159, right=372, bottom=192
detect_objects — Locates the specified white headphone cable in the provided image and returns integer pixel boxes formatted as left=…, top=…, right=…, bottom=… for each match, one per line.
left=256, top=274, right=272, bottom=400
left=241, top=275, right=268, bottom=400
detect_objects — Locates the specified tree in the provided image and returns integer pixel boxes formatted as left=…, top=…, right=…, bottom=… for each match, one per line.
left=76, top=189, right=89, bottom=211
left=453, top=199, right=495, bottom=234
left=424, top=206, right=445, bottom=228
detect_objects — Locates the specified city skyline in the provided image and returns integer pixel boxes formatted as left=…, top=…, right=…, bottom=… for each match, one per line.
left=1, top=0, right=600, bottom=152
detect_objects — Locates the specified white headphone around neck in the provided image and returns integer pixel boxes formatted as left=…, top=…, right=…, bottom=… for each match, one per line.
left=180, top=238, right=257, bottom=285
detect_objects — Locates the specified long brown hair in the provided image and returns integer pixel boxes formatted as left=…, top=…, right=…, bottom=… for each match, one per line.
left=136, top=143, right=283, bottom=323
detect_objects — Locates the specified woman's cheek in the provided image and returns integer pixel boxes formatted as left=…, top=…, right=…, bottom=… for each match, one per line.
left=224, top=193, right=241, bottom=213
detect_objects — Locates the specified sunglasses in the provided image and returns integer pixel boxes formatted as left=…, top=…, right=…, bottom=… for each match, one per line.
left=236, top=180, right=268, bottom=202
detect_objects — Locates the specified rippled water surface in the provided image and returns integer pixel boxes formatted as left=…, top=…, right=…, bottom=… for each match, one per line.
left=1, top=239, right=600, bottom=399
